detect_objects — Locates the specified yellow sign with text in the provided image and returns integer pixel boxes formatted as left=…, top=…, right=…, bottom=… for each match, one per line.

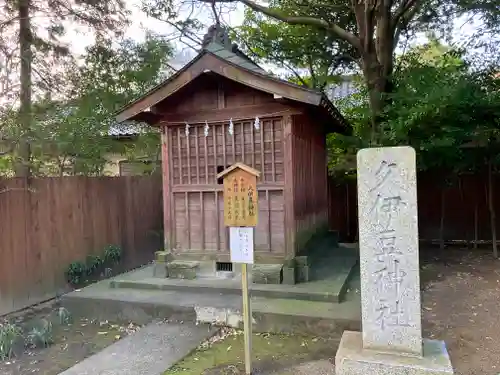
left=217, top=163, right=260, bottom=228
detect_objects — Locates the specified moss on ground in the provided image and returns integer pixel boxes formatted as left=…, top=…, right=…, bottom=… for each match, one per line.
left=164, top=330, right=336, bottom=375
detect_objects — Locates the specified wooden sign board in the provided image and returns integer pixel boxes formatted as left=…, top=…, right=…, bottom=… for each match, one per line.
left=217, top=162, right=260, bottom=227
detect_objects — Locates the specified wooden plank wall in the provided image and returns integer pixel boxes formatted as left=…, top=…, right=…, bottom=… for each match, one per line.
left=328, top=171, right=500, bottom=245
left=167, top=118, right=285, bottom=259
left=0, top=176, right=163, bottom=316
left=291, top=114, right=329, bottom=252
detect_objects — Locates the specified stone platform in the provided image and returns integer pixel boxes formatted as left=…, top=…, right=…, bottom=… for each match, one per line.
left=116, top=242, right=358, bottom=303
left=60, top=261, right=361, bottom=338
left=335, top=331, right=454, bottom=375
left=109, top=259, right=354, bottom=303
left=61, top=277, right=361, bottom=337
left=60, top=241, right=360, bottom=338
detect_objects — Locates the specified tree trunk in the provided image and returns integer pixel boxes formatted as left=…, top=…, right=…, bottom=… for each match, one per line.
left=361, top=52, right=392, bottom=145
left=15, top=0, right=32, bottom=177
left=487, top=159, right=498, bottom=258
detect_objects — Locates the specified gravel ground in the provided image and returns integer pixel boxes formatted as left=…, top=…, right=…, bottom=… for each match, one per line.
left=421, top=248, right=500, bottom=375
left=275, top=247, right=500, bottom=375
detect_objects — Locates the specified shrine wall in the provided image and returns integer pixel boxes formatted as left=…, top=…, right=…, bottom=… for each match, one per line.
left=290, top=113, right=329, bottom=254
left=159, top=75, right=288, bottom=262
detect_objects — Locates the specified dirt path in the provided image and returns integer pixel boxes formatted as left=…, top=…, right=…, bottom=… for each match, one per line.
left=421, top=248, right=500, bottom=375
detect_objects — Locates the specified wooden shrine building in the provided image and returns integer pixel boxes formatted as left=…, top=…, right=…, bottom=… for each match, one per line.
left=115, top=25, right=350, bottom=280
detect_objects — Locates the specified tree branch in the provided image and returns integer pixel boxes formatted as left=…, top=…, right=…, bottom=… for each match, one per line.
left=393, top=2, right=420, bottom=46
left=329, top=54, right=360, bottom=71
left=200, top=0, right=361, bottom=50
left=0, top=16, right=18, bottom=30
left=306, top=53, right=317, bottom=87
left=211, top=0, right=221, bottom=26
left=287, top=65, right=309, bottom=87
left=392, top=0, right=420, bottom=29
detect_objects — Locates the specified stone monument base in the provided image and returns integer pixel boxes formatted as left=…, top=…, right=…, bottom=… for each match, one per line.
left=335, top=331, right=454, bottom=375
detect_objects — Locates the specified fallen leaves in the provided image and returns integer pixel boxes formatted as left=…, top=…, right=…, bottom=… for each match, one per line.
left=198, top=327, right=239, bottom=350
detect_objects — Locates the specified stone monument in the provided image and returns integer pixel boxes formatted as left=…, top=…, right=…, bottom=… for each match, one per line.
left=335, top=146, right=454, bottom=375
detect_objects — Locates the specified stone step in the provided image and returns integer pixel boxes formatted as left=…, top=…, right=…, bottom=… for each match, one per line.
left=60, top=281, right=361, bottom=338
left=108, top=256, right=358, bottom=304
left=110, top=275, right=351, bottom=304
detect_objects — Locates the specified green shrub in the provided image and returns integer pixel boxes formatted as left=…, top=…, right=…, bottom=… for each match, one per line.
left=57, top=307, right=72, bottom=326
left=104, top=245, right=122, bottom=264
left=85, top=254, right=104, bottom=275
left=26, top=319, right=53, bottom=349
left=0, top=322, right=22, bottom=360
left=64, top=245, right=122, bottom=286
left=65, top=261, right=86, bottom=285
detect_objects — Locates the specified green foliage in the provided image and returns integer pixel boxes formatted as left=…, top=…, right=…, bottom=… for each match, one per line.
left=232, top=0, right=489, bottom=91
left=237, top=7, right=357, bottom=89
left=86, top=255, right=104, bottom=276
left=25, top=319, right=53, bottom=349
left=104, top=245, right=122, bottom=264
left=65, top=244, right=122, bottom=285
left=0, top=322, right=22, bottom=360
left=0, top=33, right=173, bottom=177
left=40, top=33, right=172, bottom=176
left=327, top=78, right=371, bottom=178
left=65, top=261, right=87, bottom=286
left=0, top=0, right=130, bottom=177
left=328, top=41, right=500, bottom=177
left=57, top=307, right=72, bottom=326
left=0, top=307, right=74, bottom=359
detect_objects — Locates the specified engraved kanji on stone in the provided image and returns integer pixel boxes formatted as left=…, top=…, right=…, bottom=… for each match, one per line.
left=369, top=160, right=397, bottom=193
left=376, top=298, right=412, bottom=331
left=370, top=195, right=407, bottom=233
left=375, top=235, right=402, bottom=262
left=372, top=259, right=407, bottom=297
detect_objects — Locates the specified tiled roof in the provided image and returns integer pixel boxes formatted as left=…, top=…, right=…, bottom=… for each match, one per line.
left=114, top=25, right=350, bottom=132
left=204, top=42, right=267, bottom=76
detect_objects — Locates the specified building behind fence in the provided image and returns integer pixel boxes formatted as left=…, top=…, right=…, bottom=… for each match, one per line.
left=0, top=176, right=163, bottom=316
left=329, top=172, right=497, bottom=245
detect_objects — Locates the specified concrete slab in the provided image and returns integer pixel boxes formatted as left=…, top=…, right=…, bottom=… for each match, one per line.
left=335, top=331, right=454, bottom=375
left=58, top=321, right=216, bottom=375
left=109, top=255, right=357, bottom=303
left=60, top=274, right=361, bottom=338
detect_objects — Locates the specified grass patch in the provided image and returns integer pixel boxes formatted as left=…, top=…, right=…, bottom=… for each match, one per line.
left=165, top=329, right=336, bottom=375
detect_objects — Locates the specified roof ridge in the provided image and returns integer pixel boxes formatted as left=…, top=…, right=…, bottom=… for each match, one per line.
left=203, top=40, right=263, bottom=71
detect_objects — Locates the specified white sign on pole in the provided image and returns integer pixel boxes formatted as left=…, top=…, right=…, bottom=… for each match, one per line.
left=229, top=227, right=254, bottom=264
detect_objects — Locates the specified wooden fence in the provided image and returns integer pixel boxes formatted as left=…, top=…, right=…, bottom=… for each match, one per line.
left=329, top=172, right=500, bottom=246
left=0, top=176, right=163, bottom=316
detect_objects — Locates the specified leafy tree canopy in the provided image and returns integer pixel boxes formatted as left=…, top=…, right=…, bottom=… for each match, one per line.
left=141, top=0, right=499, bottom=143
left=328, top=40, right=500, bottom=178
left=0, top=33, right=174, bottom=176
